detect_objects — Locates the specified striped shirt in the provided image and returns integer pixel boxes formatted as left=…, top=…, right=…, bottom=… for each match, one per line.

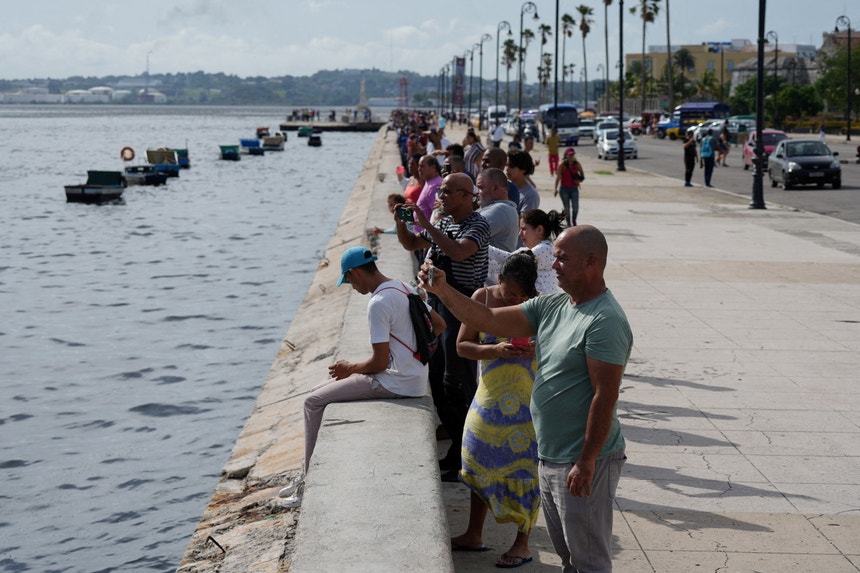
left=421, top=212, right=490, bottom=295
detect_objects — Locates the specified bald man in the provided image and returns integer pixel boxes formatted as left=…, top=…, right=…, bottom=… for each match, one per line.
left=419, top=225, right=632, bottom=572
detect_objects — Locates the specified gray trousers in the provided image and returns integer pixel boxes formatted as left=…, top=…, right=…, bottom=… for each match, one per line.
left=538, top=451, right=626, bottom=573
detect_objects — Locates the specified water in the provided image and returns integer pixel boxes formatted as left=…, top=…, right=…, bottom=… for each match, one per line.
left=0, top=105, right=374, bottom=572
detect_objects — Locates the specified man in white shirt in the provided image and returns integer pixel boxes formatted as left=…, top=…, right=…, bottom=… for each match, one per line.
left=491, top=120, right=505, bottom=148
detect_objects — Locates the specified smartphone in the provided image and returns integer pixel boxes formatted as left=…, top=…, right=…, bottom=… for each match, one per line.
left=427, top=266, right=435, bottom=287
left=510, top=337, right=530, bottom=349
left=396, top=165, right=406, bottom=176
left=396, top=206, right=414, bottom=222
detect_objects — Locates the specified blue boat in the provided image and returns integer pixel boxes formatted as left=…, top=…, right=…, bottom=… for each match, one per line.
left=219, top=145, right=240, bottom=161
left=145, top=149, right=181, bottom=177
left=240, top=138, right=265, bottom=156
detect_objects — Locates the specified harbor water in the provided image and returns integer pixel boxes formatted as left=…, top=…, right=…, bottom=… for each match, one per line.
left=0, top=105, right=375, bottom=572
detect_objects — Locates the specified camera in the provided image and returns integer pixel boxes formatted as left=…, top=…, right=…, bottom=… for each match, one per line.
left=396, top=206, right=414, bottom=222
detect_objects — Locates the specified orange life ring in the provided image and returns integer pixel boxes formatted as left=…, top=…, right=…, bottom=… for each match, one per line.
left=121, top=146, right=135, bottom=161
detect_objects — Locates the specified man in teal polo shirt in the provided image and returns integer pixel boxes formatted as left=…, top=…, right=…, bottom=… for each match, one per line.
left=420, top=225, right=632, bottom=573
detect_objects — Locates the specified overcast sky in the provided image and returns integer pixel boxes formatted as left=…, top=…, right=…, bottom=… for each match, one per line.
left=0, top=0, right=854, bottom=80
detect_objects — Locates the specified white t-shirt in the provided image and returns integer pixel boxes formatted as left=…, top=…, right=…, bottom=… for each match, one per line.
left=367, top=280, right=430, bottom=396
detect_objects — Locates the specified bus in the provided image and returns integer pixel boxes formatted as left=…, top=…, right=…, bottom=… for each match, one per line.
left=657, top=101, right=730, bottom=140
left=537, top=103, right=580, bottom=145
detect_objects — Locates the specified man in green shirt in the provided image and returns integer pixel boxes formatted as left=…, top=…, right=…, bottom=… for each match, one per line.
left=421, top=225, right=632, bottom=572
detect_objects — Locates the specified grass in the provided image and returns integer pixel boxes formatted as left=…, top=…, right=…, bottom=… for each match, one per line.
left=593, top=170, right=614, bottom=175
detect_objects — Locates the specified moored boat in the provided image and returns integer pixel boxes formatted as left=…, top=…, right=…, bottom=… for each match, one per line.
left=65, top=170, right=126, bottom=203
left=172, top=148, right=191, bottom=169
left=145, top=149, right=181, bottom=177
left=297, top=126, right=313, bottom=138
left=123, top=164, right=168, bottom=186
left=261, top=132, right=286, bottom=151
left=219, top=145, right=240, bottom=161
left=256, top=127, right=270, bottom=138
left=240, top=138, right=265, bottom=156
left=307, top=134, right=322, bottom=147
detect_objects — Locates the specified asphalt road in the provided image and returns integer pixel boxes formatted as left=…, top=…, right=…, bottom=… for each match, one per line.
left=578, top=133, right=860, bottom=224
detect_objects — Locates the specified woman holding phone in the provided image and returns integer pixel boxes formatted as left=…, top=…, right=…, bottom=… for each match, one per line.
left=450, top=252, right=540, bottom=569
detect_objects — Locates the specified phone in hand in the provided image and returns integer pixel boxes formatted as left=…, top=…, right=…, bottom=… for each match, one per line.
left=510, top=337, right=530, bottom=350
left=426, top=266, right=435, bottom=286
left=396, top=165, right=406, bottom=176
left=396, top=206, right=414, bottom=222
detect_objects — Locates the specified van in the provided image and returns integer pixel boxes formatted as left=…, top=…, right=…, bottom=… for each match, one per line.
left=487, top=105, right=508, bottom=127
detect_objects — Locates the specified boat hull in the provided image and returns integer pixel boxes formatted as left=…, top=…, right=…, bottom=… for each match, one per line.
left=64, top=186, right=124, bottom=204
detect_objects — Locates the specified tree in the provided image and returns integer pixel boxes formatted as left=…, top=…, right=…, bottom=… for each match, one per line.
left=561, top=13, right=576, bottom=101
left=603, top=1, right=613, bottom=110
left=673, top=48, right=695, bottom=100
left=538, top=52, right=554, bottom=104
left=630, top=0, right=660, bottom=113
left=502, top=38, right=519, bottom=110
left=664, top=0, right=673, bottom=110
left=576, top=5, right=595, bottom=109
left=817, top=44, right=860, bottom=116
left=520, top=28, right=536, bottom=107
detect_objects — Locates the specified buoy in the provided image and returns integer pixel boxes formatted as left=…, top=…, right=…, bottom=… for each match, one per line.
left=121, top=147, right=135, bottom=161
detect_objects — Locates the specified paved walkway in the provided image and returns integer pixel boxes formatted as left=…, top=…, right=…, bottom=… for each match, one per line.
left=439, top=124, right=860, bottom=572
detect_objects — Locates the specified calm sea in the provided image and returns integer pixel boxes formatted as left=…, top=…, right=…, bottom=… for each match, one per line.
left=0, top=105, right=374, bottom=572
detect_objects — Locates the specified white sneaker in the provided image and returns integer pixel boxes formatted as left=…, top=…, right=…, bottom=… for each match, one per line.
left=278, top=475, right=305, bottom=498
left=280, top=491, right=303, bottom=508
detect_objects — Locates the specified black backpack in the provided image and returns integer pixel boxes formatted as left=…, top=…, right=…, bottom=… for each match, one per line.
left=379, top=282, right=439, bottom=365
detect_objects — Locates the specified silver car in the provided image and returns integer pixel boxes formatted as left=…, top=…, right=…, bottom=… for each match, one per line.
left=596, top=129, right=638, bottom=160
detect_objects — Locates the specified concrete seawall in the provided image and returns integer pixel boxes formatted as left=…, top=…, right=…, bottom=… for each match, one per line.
left=177, top=127, right=450, bottom=572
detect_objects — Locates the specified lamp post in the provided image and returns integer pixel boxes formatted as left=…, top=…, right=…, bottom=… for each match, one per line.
left=467, top=47, right=476, bottom=126
left=451, top=56, right=457, bottom=121
left=750, top=0, right=767, bottom=209
left=518, top=1, right=539, bottom=113
left=766, top=30, right=778, bottom=124
left=596, top=63, right=605, bottom=111
left=440, top=65, right=448, bottom=116
left=617, top=0, right=626, bottom=172
left=478, top=33, right=493, bottom=130
left=496, top=21, right=511, bottom=116
left=836, top=16, right=852, bottom=142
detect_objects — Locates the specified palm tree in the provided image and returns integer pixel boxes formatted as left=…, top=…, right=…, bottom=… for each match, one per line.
left=520, top=28, right=535, bottom=107
left=561, top=13, right=576, bottom=101
left=502, top=38, right=519, bottom=110
left=538, top=52, right=553, bottom=104
left=576, top=5, right=595, bottom=110
left=603, top=0, right=613, bottom=111
left=673, top=48, right=695, bottom=99
left=630, top=0, right=660, bottom=114
left=665, top=0, right=673, bottom=110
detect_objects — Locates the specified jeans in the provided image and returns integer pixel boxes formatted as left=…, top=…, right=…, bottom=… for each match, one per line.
left=702, top=155, right=715, bottom=186
left=558, top=186, right=580, bottom=226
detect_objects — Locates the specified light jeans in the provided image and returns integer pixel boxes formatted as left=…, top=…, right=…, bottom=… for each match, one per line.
left=303, top=373, right=400, bottom=473
left=538, top=451, right=626, bottom=573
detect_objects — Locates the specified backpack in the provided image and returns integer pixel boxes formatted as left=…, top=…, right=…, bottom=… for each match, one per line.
left=378, top=282, right=439, bottom=365
left=701, top=136, right=713, bottom=157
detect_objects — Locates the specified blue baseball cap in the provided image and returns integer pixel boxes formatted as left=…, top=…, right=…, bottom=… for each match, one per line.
left=337, top=246, right=378, bottom=286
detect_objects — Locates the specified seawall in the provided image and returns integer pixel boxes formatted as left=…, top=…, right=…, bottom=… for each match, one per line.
left=177, top=127, right=452, bottom=572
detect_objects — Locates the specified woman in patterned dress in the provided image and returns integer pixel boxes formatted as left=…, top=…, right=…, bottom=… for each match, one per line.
left=451, top=252, right=540, bottom=569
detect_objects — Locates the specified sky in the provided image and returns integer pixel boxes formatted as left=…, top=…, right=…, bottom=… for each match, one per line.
left=0, top=0, right=855, bottom=81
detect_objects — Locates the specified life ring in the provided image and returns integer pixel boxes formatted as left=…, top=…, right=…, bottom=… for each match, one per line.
left=121, top=147, right=135, bottom=161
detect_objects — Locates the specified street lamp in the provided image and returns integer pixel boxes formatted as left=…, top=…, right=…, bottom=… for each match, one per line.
left=440, top=65, right=449, bottom=116
left=766, top=30, right=778, bottom=124
left=478, top=33, right=493, bottom=129
left=518, top=1, right=539, bottom=113
left=467, top=47, right=476, bottom=126
left=596, top=63, right=605, bottom=111
left=750, top=0, right=767, bottom=209
left=836, top=15, right=852, bottom=142
left=496, top=21, right=512, bottom=117
left=617, top=0, right=626, bottom=171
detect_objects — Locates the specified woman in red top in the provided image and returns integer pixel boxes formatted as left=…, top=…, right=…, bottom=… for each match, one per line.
left=553, top=147, right=584, bottom=226
left=402, top=153, right=425, bottom=204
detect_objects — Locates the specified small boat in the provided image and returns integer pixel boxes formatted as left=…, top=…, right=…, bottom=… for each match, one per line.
left=145, top=149, right=181, bottom=177
left=240, top=138, right=265, bottom=156
left=256, top=127, right=270, bottom=138
left=123, top=164, right=168, bottom=186
left=219, top=145, right=241, bottom=161
left=261, top=132, right=286, bottom=151
left=307, top=134, right=322, bottom=147
left=64, top=170, right=126, bottom=203
left=172, top=148, right=191, bottom=169
left=297, top=126, right=313, bottom=138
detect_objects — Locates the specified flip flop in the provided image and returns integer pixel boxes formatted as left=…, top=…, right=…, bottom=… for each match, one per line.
left=451, top=540, right=492, bottom=552
left=495, top=553, right=533, bottom=568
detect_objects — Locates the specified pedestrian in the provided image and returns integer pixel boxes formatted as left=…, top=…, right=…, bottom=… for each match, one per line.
left=700, top=128, right=716, bottom=187
left=278, top=246, right=445, bottom=507
left=476, top=167, right=520, bottom=285
left=506, top=149, right=540, bottom=214
left=545, top=127, right=561, bottom=176
left=554, top=147, right=584, bottom=226
left=491, top=120, right=506, bottom=148
left=450, top=252, right=540, bottom=569
left=717, top=124, right=730, bottom=167
left=682, top=131, right=698, bottom=187
left=518, top=208, right=565, bottom=295
left=419, top=224, right=633, bottom=573
left=395, top=173, right=491, bottom=481
left=463, top=129, right=486, bottom=179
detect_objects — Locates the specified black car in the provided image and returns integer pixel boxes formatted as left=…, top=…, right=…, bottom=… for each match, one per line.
left=767, top=139, right=841, bottom=190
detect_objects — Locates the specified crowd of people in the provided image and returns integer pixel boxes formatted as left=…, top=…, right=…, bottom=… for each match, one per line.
left=281, top=109, right=631, bottom=572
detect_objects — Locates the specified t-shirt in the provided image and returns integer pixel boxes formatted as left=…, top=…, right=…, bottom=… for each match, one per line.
left=520, top=289, right=632, bottom=463
left=420, top=212, right=490, bottom=295
left=368, top=280, right=430, bottom=396
left=479, top=200, right=520, bottom=285
left=415, top=176, right=442, bottom=233
left=545, top=134, right=561, bottom=155
left=701, top=135, right=715, bottom=158
left=517, top=182, right=540, bottom=214
left=524, top=240, right=558, bottom=294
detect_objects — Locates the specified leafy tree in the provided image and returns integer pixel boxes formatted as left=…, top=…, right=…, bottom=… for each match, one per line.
left=816, top=44, right=860, bottom=116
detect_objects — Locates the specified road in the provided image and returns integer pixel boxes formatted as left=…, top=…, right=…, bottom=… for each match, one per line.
left=577, top=133, right=860, bottom=224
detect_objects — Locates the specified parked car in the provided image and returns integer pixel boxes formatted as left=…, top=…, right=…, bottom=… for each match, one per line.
left=578, top=118, right=596, bottom=140
left=767, top=138, right=841, bottom=190
left=742, top=129, right=788, bottom=170
left=626, top=116, right=644, bottom=135
left=593, top=119, right=619, bottom=142
left=596, top=129, right=638, bottom=160
left=687, top=119, right=726, bottom=142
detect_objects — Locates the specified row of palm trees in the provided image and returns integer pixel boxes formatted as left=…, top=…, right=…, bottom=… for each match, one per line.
left=493, top=1, right=671, bottom=112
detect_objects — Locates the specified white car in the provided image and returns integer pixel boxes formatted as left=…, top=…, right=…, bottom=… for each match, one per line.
left=596, top=129, right=638, bottom=160
left=687, top=119, right=725, bottom=142
left=593, top=119, right=620, bottom=142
